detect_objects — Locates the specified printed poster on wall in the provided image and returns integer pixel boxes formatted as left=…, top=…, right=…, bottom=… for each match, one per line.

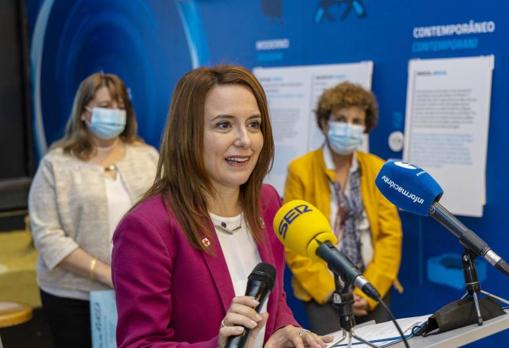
left=403, top=55, right=494, bottom=217
left=254, top=62, right=374, bottom=194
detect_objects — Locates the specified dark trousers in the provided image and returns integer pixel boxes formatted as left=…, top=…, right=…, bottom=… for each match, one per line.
left=40, top=289, right=92, bottom=348
left=303, top=291, right=392, bottom=335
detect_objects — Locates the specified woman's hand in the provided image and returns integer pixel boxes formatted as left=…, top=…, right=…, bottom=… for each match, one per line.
left=265, top=325, right=332, bottom=348
left=353, top=294, right=369, bottom=316
left=218, top=296, right=267, bottom=348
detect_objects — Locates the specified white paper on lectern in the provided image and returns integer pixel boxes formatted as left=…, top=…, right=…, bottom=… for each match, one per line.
left=253, top=62, right=373, bottom=194
left=403, top=56, right=494, bottom=217
left=326, top=314, right=430, bottom=348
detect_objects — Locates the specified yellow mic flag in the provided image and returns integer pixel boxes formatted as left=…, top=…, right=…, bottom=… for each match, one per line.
left=273, top=200, right=337, bottom=260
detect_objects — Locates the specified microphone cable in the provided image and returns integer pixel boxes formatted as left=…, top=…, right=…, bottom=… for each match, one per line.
left=376, top=297, right=411, bottom=348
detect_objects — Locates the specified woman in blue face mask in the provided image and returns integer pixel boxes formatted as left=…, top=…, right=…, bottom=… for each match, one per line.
left=28, top=73, right=159, bottom=347
left=283, top=82, right=403, bottom=335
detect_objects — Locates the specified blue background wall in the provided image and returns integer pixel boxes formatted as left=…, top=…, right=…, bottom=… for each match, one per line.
left=27, top=1, right=509, bottom=346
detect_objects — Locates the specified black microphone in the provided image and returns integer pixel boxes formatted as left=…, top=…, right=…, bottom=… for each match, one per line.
left=376, top=160, right=509, bottom=276
left=316, top=240, right=381, bottom=300
left=224, top=262, right=276, bottom=348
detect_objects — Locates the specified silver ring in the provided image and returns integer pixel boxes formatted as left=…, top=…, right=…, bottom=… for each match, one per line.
left=299, top=328, right=310, bottom=337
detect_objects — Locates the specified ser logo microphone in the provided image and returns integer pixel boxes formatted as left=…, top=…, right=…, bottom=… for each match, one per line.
left=277, top=204, right=312, bottom=239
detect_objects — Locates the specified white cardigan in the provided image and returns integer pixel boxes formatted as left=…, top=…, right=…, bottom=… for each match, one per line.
left=29, top=143, right=158, bottom=297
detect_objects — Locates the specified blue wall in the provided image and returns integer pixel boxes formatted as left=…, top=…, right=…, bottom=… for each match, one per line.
left=27, top=1, right=509, bottom=346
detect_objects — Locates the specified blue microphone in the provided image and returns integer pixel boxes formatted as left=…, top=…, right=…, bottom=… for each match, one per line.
left=376, top=160, right=509, bottom=276
left=375, top=160, right=443, bottom=216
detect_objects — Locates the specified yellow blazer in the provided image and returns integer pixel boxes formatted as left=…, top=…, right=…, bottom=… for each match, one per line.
left=283, top=148, right=403, bottom=310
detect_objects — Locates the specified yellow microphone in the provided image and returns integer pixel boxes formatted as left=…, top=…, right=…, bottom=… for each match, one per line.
left=273, top=200, right=380, bottom=301
left=273, top=200, right=337, bottom=260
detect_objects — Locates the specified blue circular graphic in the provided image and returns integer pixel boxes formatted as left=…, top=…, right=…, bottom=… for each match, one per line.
left=31, top=0, right=209, bottom=155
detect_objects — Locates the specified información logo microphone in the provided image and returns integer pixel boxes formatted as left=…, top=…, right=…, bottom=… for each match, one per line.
left=380, top=175, right=425, bottom=205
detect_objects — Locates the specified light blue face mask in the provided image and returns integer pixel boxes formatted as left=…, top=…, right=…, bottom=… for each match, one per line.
left=327, top=121, right=365, bottom=155
left=87, top=107, right=126, bottom=140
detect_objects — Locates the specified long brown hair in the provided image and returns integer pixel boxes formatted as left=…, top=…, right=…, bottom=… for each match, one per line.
left=52, top=73, right=141, bottom=160
left=144, top=65, right=274, bottom=252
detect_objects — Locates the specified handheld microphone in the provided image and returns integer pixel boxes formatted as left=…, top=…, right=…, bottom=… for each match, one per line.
left=375, top=160, right=509, bottom=276
left=273, top=200, right=381, bottom=301
left=224, top=262, right=275, bottom=348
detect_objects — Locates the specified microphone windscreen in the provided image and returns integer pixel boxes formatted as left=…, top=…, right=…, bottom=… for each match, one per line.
left=249, top=262, right=276, bottom=290
left=375, top=160, right=443, bottom=216
left=273, top=200, right=337, bottom=260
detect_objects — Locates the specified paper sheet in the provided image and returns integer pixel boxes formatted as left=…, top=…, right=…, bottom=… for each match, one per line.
left=326, top=314, right=430, bottom=347
left=403, top=56, right=494, bottom=217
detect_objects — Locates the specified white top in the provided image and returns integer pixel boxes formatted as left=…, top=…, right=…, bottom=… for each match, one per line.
left=323, top=146, right=373, bottom=267
left=42, top=169, right=134, bottom=300
left=210, top=212, right=267, bottom=348
left=104, top=170, right=132, bottom=244
left=29, top=144, right=158, bottom=300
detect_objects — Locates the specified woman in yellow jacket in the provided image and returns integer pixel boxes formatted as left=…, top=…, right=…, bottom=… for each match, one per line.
left=283, top=82, right=402, bottom=335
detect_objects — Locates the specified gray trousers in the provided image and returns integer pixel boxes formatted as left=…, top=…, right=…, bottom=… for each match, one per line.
left=303, top=291, right=392, bottom=335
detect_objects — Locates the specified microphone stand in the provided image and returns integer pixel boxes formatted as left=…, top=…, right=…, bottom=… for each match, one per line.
left=459, top=249, right=509, bottom=325
left=331, top=275, right=379, bottom=348
left=420, top=248, right=509, bottom=336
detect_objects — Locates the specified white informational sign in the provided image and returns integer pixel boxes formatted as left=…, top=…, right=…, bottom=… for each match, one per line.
left=403, top=56, right=494, bottom=217
left=90, top=290, right=117, bottom=348
left=254, top=62, right=373, bottom=193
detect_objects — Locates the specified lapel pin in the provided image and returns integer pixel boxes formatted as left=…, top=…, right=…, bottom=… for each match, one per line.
left=201, top=237, right=211, bottom=247
left=259, top=217, right=265, bottom=228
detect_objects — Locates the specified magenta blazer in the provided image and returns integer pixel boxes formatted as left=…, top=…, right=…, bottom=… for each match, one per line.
left=112, top=184, right=298, bottom=347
